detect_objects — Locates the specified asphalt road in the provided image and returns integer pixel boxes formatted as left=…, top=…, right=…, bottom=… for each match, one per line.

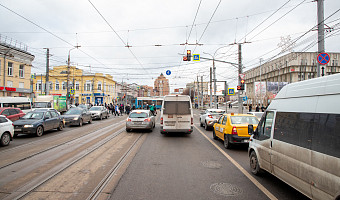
left=109, top=109, right=309, bottom=200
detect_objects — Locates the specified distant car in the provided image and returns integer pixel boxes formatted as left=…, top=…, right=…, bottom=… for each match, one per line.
left=0, top=115, right=14, bottom=146
left=32, top=108, right=61, bottom=115
left=213, top=113, right=259, bottom=149
left=13, top=110, right=64, bottom=137
left=126, top=110, right=156, bottom=132
left=77, top=104, right=90, bottom=111
left=62, top=108, right=92, bottom=126
left=0, top=107, right=25, bottom=122
left=247, top=112, right=264, bottom=120
left=199, top=109, right=226, bottom=130
left=89, top=106, right=109, bottom=120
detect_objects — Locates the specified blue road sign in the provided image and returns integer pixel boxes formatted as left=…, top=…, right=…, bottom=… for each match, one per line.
left=70, top=89, right=75, bottom=94
left=166, top=70, right=171, bottom=75
left=193, top=54, right=200, bottom=61
left=228, top=88, right=235, bottom=95
left=242, top=96, right=248, bottom=101
left=317, top=53, right=330, bottom=65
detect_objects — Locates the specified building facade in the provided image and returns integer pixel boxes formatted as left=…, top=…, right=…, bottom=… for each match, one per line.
left=33, top=66, right=116, bottom=105
left=0, top=42, right=34, bottom=98
left=154, top=73, right=169, bottom=96
left=244, top=52, right=340, bottom=106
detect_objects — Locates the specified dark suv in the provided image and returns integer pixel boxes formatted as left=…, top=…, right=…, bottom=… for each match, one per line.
left=0, top=107, right=25, bottom=122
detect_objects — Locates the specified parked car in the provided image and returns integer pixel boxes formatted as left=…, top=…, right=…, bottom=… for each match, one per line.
left=0, top=115, right=14, bottom=146
left=126, top=110, right=155, bottom=132
left=77, top=104, right=90, bottom=111
left=213, top=113, right=259, bottom=149
left=13, top=110, right=64, bottom=137
left=199, top=109, right=225, bottom=130
left=89, top=106, right=109, bottom=120
left=62, top=107, right=92, bottom=126
left=0, top=107, right=25, bottom=122
left=247, top=112, right=264, bottom=120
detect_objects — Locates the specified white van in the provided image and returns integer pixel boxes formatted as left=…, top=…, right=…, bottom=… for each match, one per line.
left=248, top=73, right=340, bottom=200
left=160, top=95, right=193, bottom=134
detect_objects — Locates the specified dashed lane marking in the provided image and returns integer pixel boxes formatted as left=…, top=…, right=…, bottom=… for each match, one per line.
left=194, top=125, right=278, bottom=200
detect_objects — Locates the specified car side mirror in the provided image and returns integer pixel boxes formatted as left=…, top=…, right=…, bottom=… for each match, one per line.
left=248, top=124, right=254, bottom=135
left=44, top=116, right=50, bottom=120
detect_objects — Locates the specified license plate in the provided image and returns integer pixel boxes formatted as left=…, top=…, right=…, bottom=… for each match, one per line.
left=133, top=122, right=142, bottom=124
left=243, top=139, right=249, bottom=143
left=14, top=129, right=21, bottom=131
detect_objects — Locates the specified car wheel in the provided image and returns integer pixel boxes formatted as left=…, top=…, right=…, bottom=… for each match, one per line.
left=0, top=132, right=11, bottom=146
left=212, top=129, right=218, bottom=140
left=88, top=117, right=92, bottom=124
left=14, top=133, right=18, bottom=138
left=36, top=126, right=44, bottom=137
left=200, top=119, right=203, bottom=127
left=126, top=128, right=131, bottom=132
left=57, top=122, right=63, bottom=131
left=153, top=122, right=155, bottom=128
left=79, top=119, right=83, bottom=127
left=204, top=121, right=209, bottom=130
left=250, top=151, right=263, bottom=175
left=100, top=115, right=103, bottom=120
left=224, top=134, right=231, bottom=149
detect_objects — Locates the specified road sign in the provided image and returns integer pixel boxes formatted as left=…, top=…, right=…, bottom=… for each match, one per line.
left=70, top=89, right=75, bottom=94
left=166, top=70, right=171, bottom=75
left=242, top=96, right=248, bottom=101
left=239, top=73, right=245, bottom=80
left=228, top=88, right=235, bottom=95
left=137, top=86, right=140, bottom=90
left=317, top=53, right=330, bottom=65
left=193, top=54, right=200, bottom=61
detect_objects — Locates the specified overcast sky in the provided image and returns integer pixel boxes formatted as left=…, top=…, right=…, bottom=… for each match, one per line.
left=1, top=0, right=339, bottom=91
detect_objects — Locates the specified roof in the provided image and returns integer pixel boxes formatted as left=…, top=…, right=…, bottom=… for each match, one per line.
left=131, top=110, right=149, bottom=113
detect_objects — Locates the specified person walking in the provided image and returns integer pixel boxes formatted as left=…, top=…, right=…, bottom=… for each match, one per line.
left=249, top=104, right=252, bottom=112
left=115, top=104, right=120, bottom=116
left=150, top=104, right=155, bottom=116
left=255, top=104, right=260, bottom=112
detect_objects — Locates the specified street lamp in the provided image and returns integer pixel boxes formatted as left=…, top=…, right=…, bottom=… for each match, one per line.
left=66, top=45, right=80, bottom=107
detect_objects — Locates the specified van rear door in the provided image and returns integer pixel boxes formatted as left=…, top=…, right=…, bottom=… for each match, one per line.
left=163, top=100, right=191, bottom=130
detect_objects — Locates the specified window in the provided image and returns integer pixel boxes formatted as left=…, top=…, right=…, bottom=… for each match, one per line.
left=98, top=82, right=102, bottom=90
left=86, top=82, right=91, bottom=91
left=19, top=65, right=24, bottom=78
left=62, top=82, right=66, bottom=90
left=7, top=81, right=13, bottom=87
left=217, top=116, right=224, bottom=124
left=8, top=62, right=13, bottom=76
left=9, top=109, right=18, bottom=115
left=45, top=112, right=52, bottom=118
left=36, top=82, right=42, bottom=91
left=19, top=82, right=24, bottom=88
left=163, top=101, right=191, bottom=115
left=55, top=81, right=60, bottom=91
left=75, top=82, right=79, bottom=90
left=0, top=117, right=8, bottom=123
left=222, top=116, right=227, bottom=125
left=1, top=109, right=10, bottom=116
left=254, top=111, right=274, bottom=140
left=51, top=111, right=59, bottom=118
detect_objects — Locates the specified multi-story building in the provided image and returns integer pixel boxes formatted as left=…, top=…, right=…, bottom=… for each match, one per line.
left=244, top=52, right=340, bottom=106
left=33, top=66, right=116, bottom=105
left=154, top=73, right=169, bottom=96
left=0, top=40, right=34, bottom=98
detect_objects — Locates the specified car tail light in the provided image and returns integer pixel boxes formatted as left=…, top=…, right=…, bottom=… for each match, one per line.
left=232, top=126, right=237, bottom=135
left=208, top=115, right=213, bottom=118
left=12, top=123, right=14, bottom=126
left=126, top=118, right=131, bottom=122
left=191, top=117, right=193, bottom=125
left=161, top=117, right=163, bottom=125
left=144, top=118, right=151, bottom=122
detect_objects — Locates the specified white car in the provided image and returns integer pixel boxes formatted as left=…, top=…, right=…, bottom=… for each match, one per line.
left=199, top=109, right=225, bottom=130
left=0, top=115, right=14, bottom=146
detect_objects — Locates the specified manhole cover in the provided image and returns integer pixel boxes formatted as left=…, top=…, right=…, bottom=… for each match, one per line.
left=210, top=183, right=243, bottom=196
left=201, top=161, right=222, bottom=169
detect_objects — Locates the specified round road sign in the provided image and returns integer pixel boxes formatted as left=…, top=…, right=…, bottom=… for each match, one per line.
left=166, top=70, right=171, bottom=75
left=317, top=53, right=330, bottom=65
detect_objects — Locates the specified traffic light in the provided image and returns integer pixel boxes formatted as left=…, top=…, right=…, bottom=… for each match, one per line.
left=183, top=56, right=188, bottom=61
left=67, top=93, right=71, bottom=98
left=240, top=79, right=245, bottom=90
left=187, top=50, right=191, bottom=61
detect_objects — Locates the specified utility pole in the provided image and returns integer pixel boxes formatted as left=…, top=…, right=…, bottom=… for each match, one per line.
left=66, top=45, right=80, bottom=107
left=210, top=67, right=212, bottom=109
left=197, top=76, right=200, bottom=108
left=201, top=76, right=203, bottom=108
left=193, top=81, right=196, bottom=106
left=317, top=0, right=325, bottom=77
left=213, top=59, right=217, bottom=108
left=225, top=81, right=228, bottom=113
left=40, top=74, right=43, bottom=95
left=45, top=48, right=50, bottom=95
left=259, top=58, right=263, bottom=107
left=238, top=44, right=243, bottom=114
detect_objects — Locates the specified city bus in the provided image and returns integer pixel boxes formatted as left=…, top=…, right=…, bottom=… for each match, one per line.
left=0, top=97, right=32, bottom=113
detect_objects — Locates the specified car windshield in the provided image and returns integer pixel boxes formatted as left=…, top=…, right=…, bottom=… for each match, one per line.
left=230, top=116, right=259, bottom=124
left=210, top=110, right=225, bottom=115
left=129, top=112, right=148, bottom=118
left=89, top=107, right=101, bottom=111
left=65, top=109, right=82, bottom=115
left=33, top=102, right=48, bottom=108
left=78, top=105, right=87, bottom=109
left=22, top=112, right=44, bottom=119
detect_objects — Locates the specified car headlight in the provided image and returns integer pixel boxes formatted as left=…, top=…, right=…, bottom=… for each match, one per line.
left=24, top=124, right=34, bottom=128
left=73, top=117, right=79, bottom=120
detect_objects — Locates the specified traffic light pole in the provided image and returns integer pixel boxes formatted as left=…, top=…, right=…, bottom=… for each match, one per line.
left=238, top=44, right=243, bottom=114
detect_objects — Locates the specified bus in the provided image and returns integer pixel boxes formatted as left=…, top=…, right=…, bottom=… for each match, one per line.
left=0, top=97, right=32, bottom=113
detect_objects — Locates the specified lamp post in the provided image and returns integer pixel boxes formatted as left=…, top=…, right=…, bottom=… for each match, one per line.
left=66, top=45, right=80, bottom=107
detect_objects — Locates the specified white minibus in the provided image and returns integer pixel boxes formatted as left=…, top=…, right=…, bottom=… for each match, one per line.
left=248, top=73, right=340, bottom=200
left=0, top=97, right=32, bottom=113
left=160, top=95, right=193, bottom=134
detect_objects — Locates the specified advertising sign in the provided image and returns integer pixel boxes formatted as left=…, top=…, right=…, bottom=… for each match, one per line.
left=212, top=82, right=225, bottom=96
left=254, top=82, right=266, bottom=97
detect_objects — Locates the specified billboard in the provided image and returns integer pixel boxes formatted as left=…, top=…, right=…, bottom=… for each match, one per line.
left=212, top=82, right=225, bottom=96
left=254, top=82, right=266, bottom=97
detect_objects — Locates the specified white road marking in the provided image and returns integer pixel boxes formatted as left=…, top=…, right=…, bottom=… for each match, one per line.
left=194, top=125, right=278, bottom=200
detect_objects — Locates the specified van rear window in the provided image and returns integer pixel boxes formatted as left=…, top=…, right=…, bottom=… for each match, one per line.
left=163, top=101, right=190, bottom=115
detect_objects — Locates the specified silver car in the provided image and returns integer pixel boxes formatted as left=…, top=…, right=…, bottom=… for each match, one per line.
left=199, top=109, right=225, bottom=130
left=89, top=106, right=109, bottom=120
left=126, top=110, right=155, bottom=132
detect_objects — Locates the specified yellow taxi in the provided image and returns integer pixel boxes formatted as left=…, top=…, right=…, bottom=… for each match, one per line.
left=213, top=113, right=259, bottom=149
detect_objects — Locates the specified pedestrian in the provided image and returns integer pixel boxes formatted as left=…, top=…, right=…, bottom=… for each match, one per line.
left=126, top=104, right=131, bottom=115
left=146, top=103, right=149, bottom=110
left=110, top=103, right=114, bottom=115
left=150, top=104, right=155, bottom=116
left=119, top=104, right=124, bottom=116
left=249, top=104, right=252, bottom=112
left=115, top=104, right=120, bottom=116
left=261, top=105, right=265, bottom=112
left=255, top=104, right=260, bottom=112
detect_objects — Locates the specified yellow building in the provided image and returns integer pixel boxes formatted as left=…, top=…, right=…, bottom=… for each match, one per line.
left=33, top=66, right=116, bottom=105
left=0, top=43, right=35, bottom=97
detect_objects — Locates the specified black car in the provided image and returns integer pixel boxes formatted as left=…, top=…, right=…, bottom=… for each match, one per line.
left=62, top=108, right=92, bottom=126
left=13, top=110, right=64, bottom=137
